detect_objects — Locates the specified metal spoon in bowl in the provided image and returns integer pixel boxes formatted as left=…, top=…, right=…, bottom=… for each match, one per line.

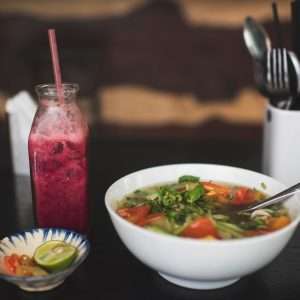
left=239, top=182, right=300, bottom=213
left=243, top=16, right=271, bottom=61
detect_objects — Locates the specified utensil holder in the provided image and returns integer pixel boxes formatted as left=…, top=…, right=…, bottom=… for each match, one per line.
left=263, top=102, right=300, bottom=185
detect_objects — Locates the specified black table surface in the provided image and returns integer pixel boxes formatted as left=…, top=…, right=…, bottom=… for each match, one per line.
left=1, top=121, right=300, bottom=300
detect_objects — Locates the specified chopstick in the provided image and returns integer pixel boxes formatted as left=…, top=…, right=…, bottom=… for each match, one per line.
left=271, top=1, right=283, bottom=49
left=291, top=0, right=300, bottom=57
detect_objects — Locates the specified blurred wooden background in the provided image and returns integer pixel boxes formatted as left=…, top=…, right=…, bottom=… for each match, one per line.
left=0, top=0, right=292, bottom=132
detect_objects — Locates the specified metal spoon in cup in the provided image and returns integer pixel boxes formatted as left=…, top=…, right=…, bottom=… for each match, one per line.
left=243, top=16, right=271, bottom=61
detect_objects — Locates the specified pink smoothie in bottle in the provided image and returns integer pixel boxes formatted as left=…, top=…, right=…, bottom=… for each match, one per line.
left=28, top=83, right=89, bottom=233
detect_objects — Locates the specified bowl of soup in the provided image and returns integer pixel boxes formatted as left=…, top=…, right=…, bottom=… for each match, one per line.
left=105, top=164, right=300, bottom=289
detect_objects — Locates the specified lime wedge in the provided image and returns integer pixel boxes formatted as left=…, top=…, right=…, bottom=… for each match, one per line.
left=33, top=241, right=77, bottom=272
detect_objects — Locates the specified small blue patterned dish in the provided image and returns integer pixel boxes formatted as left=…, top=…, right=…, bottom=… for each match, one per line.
left=0, top=228, right=90, bottom=292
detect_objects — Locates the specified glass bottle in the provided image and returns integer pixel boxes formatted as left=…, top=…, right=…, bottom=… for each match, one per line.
left=28, top=83, right=89, bottom=233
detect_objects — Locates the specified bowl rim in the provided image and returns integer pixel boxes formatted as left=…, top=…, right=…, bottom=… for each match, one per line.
left=105, top=163, right=300, bottom=246
left=0, top=228, right=90, bottom=282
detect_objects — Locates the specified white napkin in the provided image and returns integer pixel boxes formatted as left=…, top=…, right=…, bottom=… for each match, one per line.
left=6, top=91, right=37, bottom=175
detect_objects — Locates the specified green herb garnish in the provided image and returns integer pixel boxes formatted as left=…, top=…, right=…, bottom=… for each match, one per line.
left=185, top=185, right=204, bottom=203
left=178, top=175, right=199, bottom=183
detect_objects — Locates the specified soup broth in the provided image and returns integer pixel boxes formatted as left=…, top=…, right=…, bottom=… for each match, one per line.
left=117, top=175, right=291, bottom=240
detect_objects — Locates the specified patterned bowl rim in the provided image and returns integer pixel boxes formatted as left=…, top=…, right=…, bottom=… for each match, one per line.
left=0, top=228, right=90, bottom=282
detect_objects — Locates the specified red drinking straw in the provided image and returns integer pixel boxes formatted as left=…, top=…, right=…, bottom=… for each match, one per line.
left=48, top=29, right=64, bottom=103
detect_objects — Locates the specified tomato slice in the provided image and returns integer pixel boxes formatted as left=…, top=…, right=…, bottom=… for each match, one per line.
left=139, top=212, right=165, bottom=226
left=202, top=182, right=230, bottom=195
left=203, top=182, right=231, bottom=203
left=4, top=256, right=15, bottom=274
left=231, top=187, right=256, bottom=205
left=181, top=217, right=218, bottom=238
left=117, top=205, right=151, bottom=225
left=4, top=254, right=20, bottom=274
left=268, top=216, right=290, bottom=231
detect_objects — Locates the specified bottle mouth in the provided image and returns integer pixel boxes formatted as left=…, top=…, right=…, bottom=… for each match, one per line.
left=35, top=83, right=79, bottom=98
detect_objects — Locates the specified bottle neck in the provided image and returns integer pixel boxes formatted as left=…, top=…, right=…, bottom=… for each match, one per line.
left=35, top=83, right=79, bottom=105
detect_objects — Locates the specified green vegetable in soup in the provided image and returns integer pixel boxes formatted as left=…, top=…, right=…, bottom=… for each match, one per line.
left=178, top=175, right=200, bottom=183
left=185, top=185, right=205, bottom=203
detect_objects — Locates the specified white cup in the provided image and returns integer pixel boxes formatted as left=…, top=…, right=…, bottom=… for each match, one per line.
left=263, top=102, right=300, bottom=186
